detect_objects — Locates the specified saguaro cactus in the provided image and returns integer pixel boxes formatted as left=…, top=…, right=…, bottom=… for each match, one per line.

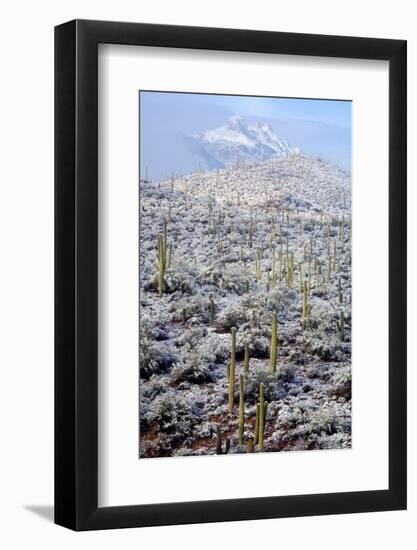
left=301, top=280, right=308, bottom=330
left=338, top=278, right=343, bottom=304
left=278, top=241, right=283, bottom=282
left=254, top=403, right=260, bottom=445
left=285, top=235, right=289, bottom=276
left=156, top=218, right=169, bottom=297
left=258, top=383, right=267, bottom=451
left=246, top=439, right=254, bottom=453
left=208, top=294, right=215, bottom=324
left=255, top=249, right=262, bottom=282
left=228, top=328, right=237, bottom=412
left=156, top=234, right=165, bottom=297
left=269, top=312, right=277, bottom=374
left=243, top=341, right=250, bottom=379
left=288, top=252, right=295, bottom=287
left=249, top=209, right=254, bottom=248
left=336, top=311, right=345, bottom=341
left=239, top=375, right=245, bottom=446
left=339, top=218, right=344, bottom=241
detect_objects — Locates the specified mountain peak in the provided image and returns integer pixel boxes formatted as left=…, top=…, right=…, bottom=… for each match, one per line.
left=226, top=115, right=245, bottom=131
left=188, top=117, right=294, bottom=169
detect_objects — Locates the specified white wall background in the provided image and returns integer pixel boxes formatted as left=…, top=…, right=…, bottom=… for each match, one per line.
left=0, top=1, right=414, bottom=548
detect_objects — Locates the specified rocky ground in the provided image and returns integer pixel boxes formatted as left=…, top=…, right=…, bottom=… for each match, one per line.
left=139, top=153, right=352, bottom=458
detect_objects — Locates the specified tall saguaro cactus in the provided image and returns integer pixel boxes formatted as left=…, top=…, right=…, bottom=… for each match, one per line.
left=156, top=218, right=169, bottom=297
left=208, top=294, right=215, bottom=324
left=228, top=328, right=237, bottom=412
left=336, top=311, right=345, bottom=341
left=301, top=280, right=308, bottom=330
left=288, top=252, right=295, bottom=287
left=338, top=278, right=343, bottom=304
left=243, top=341, right=250, bottom=379
left=156, top=234, right=165, bottom=297
left=249, top=208, right=254, bottom=248
left=239, top=375, right=245, bottom=446
left=271, top=247, right=276, bottom=286
left=258, top=383, right=267, bottom=451
left=255, top=249, right=262, bottom=282
left=269, top=312, right=277, bottom=374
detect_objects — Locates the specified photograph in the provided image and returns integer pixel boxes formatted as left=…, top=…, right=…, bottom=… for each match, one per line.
left=139, top=91, right=352, bottom=458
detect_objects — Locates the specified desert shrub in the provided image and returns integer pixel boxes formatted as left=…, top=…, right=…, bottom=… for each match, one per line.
left=237, top=322, right=270, bottom=358
left=143, top=392, right=194, bottom=437
left=139, top=435, right=175, bottom=458
left=217, top=292, right=273, bottom=330
left=176, top=327, right=207, bottom=348
left=308, top=297, right=337, bottom=326
left=198, top=263, right=249, bottom=295
left=163, top=269, right=194, bottom=294
left=302, top=331, right=346, bottom=361
left=307, top=406, right=341, bottom=435
left=278, top=406, right=304, bottom=429
left=139, top=320, right=178, bottom=379
left=171, top=295, right=210, bottom=325
left=171, top=343, right=216, bottom=384
left=140, top=375, right=166, bottom=400
left=243, top=369, right=287, bottom=405
left=207, top=335, right=230, bottom=363
left=221, top=264, right=251, bottom=294
left=266, top=287, right=298, bottom=314
left=332, top=367, right=352, bottom=399
left=217, top=302, right=250, bottom=330
left=279, top=364, right=297, bottom=383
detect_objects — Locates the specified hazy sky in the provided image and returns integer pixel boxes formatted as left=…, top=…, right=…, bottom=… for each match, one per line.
left=140, top=91, right=351, bottom=180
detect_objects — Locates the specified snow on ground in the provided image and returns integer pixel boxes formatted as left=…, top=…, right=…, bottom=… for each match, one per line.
left=139, top=152, right=351, bottom=458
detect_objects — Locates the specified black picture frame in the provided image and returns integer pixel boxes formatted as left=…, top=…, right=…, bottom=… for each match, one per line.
left=55, top=19, right=407, bottom=531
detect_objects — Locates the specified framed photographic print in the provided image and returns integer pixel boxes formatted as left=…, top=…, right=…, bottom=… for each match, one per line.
left=55, top=20, right=407, bottom=530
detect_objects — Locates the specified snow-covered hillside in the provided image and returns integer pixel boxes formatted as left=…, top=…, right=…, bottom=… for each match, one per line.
left=186, top=115, right=295, bottom=169
left=139, top=153, right=351, bottom=458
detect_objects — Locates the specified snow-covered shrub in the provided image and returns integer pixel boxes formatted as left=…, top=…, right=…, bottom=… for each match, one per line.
left=279, top=364, right=297, bottom=383
left=176, top=327, right=207, bottom=348
left=332, top=367, right=352, bottom=399
left=140, top=375, right=166, bottom=400
left=278, top=405, right=304, bottom=429
left=139, top=320, right=177, bottom=379
left=170, top=295, right=210, bottom=325
left=198, top=262, right=249, bottom=295
left=266, top=287, right=298, bottom=314
left=142, top=392, right=194, bottom=437
left=307, top=406, right=341, bottom=435
left=217, top=301, right=250, bottom=330
left=237, top=323, right=270, bottom=357
left=308, top=297, right=337, bottom=327
left=171, top=343, right=216, bottom=384
left=242, top=369, right=287, bottom=405
left=163, top=269, right=194, bottom=294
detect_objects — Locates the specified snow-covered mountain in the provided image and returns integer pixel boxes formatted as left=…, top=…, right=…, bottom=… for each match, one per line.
left=185, top=115, right=295, bottom=169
